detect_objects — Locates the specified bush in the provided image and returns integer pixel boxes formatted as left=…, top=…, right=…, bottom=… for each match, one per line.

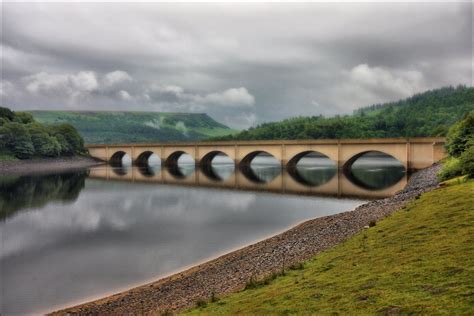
left=50, top=124, right=86, bottom=155
left=438, top=157, right=463, bottom=181
left=1, top=122, right=35, bottom=159
left=0, top=107, right=15, bottom=121
left=445, top=111, right=474, bottom=157
left=15, top=112, right=35, bottom=124
left=459, top=141, right=474, bottom=178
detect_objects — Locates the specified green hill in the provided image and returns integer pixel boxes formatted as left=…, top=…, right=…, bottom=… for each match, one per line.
left=215, top=86, right=474, bottom=141
left=30, top=111, right=237, bottom=144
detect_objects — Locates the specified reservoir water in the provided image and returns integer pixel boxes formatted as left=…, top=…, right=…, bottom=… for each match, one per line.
left=0, top=154, right=406, bottom=314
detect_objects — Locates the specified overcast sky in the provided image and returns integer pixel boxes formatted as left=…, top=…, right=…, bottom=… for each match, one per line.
left=1, top=2, right=472, bottom=128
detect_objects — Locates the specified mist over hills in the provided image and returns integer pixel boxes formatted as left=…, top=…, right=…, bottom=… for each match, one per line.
left=31, top=111, right=236, bottom=144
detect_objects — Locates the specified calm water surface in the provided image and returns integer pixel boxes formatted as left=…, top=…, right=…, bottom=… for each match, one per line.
left=0, top=155, right=405, bottom=314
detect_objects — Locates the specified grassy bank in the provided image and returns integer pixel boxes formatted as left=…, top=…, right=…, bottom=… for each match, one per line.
left=184, top=179, right=474, bottom=315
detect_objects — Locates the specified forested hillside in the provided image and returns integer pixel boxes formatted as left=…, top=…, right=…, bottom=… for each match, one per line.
left=215, top=86, right=474, bottom=141
left=31, top=111, right=236, bottom=144
left=0, top=107, right=86, bottom=160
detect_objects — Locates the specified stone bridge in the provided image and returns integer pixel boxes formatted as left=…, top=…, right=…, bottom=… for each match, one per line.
left=86, top=137, right=446, bottom=171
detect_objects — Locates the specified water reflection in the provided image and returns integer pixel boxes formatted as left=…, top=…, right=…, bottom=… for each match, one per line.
left=96, top=157, right=407, bottom=199
left=345, top=153, right=406, bottom=190
left=0, top=172, right=87, bottom=220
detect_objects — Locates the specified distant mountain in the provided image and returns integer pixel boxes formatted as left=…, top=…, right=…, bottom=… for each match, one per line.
left=214, top=86, right=474, bottom=141
left=30, top=111, right=237, bottom=144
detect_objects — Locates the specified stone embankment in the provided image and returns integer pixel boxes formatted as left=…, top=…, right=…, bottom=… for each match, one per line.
left=52, top=164, right=442, bottom=316
left=0, top=156, right=104, bottom=176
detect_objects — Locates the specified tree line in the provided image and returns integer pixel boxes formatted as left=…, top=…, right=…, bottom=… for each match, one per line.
left=0, top=107, right=86, bottom=159
left=214, top=86, right=474, bottom=141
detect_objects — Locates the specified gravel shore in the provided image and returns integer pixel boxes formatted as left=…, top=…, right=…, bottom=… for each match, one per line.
left=0, top=156, right=104, bottom=176
left=51, top=164, right=442, bottom=316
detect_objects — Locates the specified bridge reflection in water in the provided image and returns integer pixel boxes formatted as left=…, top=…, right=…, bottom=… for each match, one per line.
left=89, top=160, right=407, bottom=199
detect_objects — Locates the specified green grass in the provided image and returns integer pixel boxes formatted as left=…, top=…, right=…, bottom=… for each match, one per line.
left=184, top=180, right=474, bottom=315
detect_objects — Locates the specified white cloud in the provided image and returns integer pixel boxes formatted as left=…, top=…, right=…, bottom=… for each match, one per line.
left=150, top=84, right=184, bottom=95
left=24, top=72, right=70, bottom=94
left=24, top=71, right=99, bottom=95
left=317, top=63, right=428, bottom=113
left=118, top=90, right=132, bottom=100
left=102, top=70, right=133, bottom=87
left=69, top=71, right=99, bottom=92
left=200, top=87, right=255, bottom=107
left=347, top=64, right=425, bottom=97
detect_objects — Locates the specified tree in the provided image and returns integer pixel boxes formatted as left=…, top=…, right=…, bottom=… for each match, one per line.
left=0, top=107, right=15, bottom=121
left=445, top=111, right=474, bottom=157
left=28, top=124, right=61, bottom=157
left=460, top=138, right=474, bottom=178
left=2, top=122, right=34, bottom=159
left=15, top=112, right=35, bottom=124
left=49, top=124, right=86, bottom=155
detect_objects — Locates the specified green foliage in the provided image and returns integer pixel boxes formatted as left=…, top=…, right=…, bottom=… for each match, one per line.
left=28, top=125, right=62, bottom=157
left=0, top=106, right=15, bottom=121
left=50, top=124, right=86, bottom=155
left=2, top=122, right=35, bottom=159
left=440, top=112, right=474, bottom=179
left=437, top=157, right=463, bottom=181
left=184, top=180, right=474, bottom=315
left=445, top=111, right=474, bottom=157
left=459, top=140, right=474, bottom=178
left=31, top=111, right=237, bottom=144
left=14, top=111, right=35, bottom=124
left=215, top=86, right=474, bottom=141
left=0, top=107, right=86, bottom=159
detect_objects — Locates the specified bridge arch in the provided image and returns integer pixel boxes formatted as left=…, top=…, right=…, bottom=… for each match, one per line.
left=165, top=150, right=194, bottom=167
left=286, top=151, right=336, bottom=168
left=135, top=151, right=161, bottom=166
left=238, top=151, right=281, bottom=184
left=286, top=151, right=337, bottom=187
left=199, top=151, right=234, bottom=181
left=239, top=151, right=279, bottom=167
left=200, top=151, right=230, bottom=166
left=343, top=151, right=406, bottom=190
left=110, top=151, right=131, bottom=166
left=342, top=150, right=405, bottom=172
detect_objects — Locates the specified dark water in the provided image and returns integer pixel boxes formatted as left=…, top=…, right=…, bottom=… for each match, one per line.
left=0, top=155, right=406, bottom=314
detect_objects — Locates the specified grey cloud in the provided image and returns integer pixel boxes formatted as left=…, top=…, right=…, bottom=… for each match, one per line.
left=1, top=2, right=472, bottom=128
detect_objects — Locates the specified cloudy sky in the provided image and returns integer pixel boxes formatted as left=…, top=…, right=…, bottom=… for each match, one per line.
left=1, top=2, right=472, bottom=128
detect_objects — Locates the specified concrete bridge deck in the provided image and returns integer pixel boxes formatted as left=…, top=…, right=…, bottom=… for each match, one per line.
left=86, top=137, right=446, bottom=170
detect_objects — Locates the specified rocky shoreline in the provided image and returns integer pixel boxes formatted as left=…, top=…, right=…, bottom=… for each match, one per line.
left=0, top=156, right=104, bottom=176
left=51, top=164, right=442, bottom=316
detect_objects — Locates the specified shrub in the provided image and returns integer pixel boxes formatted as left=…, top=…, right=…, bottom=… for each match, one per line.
left=459, top=141, right=474, bottom=178
left=445, top=111, right=474, bottom=157
left=50, top=124, right=86, bottom=155
left=15, top=112, right=35, bottom=124
left=438, top=157, right=463, bottom=181
left=0, top=107, right=15, bottom=121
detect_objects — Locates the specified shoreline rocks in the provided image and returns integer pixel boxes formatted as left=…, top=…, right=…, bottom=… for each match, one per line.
left=0, top=156, right=104, bottom=176
left=51, top=164, right=442, bottom=316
